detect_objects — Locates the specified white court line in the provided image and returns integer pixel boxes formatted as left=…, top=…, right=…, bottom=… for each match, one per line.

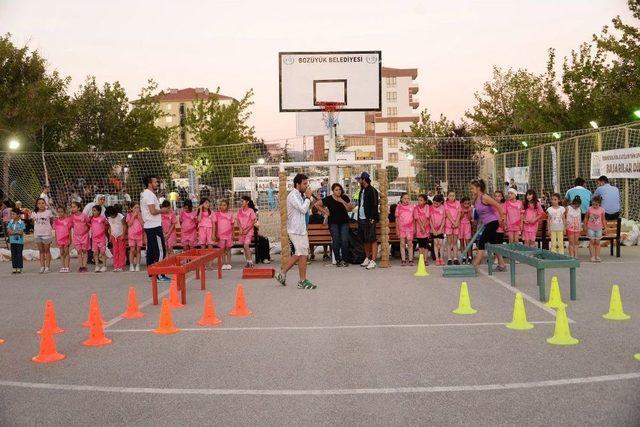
left=0, top=372, right=639, bottom=396
left=477, top=270, right=574, bottom=322
left=107, top=321, right=557, bottom=333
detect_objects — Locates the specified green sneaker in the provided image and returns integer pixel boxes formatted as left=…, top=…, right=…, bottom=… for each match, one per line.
left=297, top=279, right=317, bottom=290
left=275, top=272, right=286, bottom=286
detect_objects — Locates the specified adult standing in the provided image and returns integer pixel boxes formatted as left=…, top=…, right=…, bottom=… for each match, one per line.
left=276, top=173, right=316, bottom=289
left=470, top=179, right=507, bottom=271
left=565, top=177, right=591, bottom=219
left=315, top=183, right=354, bottom=267
left=356, top=171, right=380, bottom=270
left=141, top=175, right=169, bottom=281
left=593, top=175, right=621, bottom=220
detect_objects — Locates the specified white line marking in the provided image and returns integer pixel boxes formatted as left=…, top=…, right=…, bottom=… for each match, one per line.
left=107, top=321, right=557, bottom=333
left=477, top=270, right=574, bottom=322
left=1, top=372, right=638, bottom=396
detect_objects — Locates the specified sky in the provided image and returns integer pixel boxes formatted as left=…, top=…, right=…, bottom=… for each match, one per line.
left=1, top=0, right=635, bottom=141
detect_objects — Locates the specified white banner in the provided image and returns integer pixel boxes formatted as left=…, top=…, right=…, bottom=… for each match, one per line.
left=504, top=166, right=530, bottom=193
left=550, top=146, right=559, bottom=193
left=232, top=175, right=328, bottom=193
left=591, top=147, right=640, bottom=179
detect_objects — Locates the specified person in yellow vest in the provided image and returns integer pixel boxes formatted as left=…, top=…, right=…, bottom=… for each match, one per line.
left=169, top=189, right=179, bottom=211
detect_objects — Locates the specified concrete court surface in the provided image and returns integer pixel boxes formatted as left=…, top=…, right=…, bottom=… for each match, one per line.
left=0, top=247, right=639, bottom=426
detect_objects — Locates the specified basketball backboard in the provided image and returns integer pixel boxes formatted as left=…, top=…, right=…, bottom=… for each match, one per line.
left=279, top=51, right=381, bottom=112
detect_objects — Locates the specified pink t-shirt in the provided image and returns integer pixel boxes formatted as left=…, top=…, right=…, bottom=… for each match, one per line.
left=413, top=204, right=430, bottom=238
left=33, top=210, right=53, bottom=237
left=126, top=213, right=143, bottom=238
left=216, top=211, right=234, bottom=240
left=90, top=215, right=108, bottom=240
left=430, top=204, right=446, bottom=233
left=444, top=200, right=461, bottom=226
left=395, top=203, right=414, bottom=231
left=53, top=216, right=72, bottom=241
left=199, top=210, right=215, bottom=229
left=179, top=210, right=198, bottom=233
left=236, top=207, right=256, bottom=232
left=161, top=211, right=177, bottom=235
left=504, top=200, right=523, bottom=230
left=586, top=206, right=605, bottom=230
left=522, top=203, right=544, bottom=231
left=71, top=212, right=90, bottom=236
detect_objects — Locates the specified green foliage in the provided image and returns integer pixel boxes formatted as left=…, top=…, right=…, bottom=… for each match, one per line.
left=386, top=165, right=399, bottom=183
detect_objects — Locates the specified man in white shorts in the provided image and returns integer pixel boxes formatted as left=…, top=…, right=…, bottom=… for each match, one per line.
left=276, top=173, right=316, bottom=289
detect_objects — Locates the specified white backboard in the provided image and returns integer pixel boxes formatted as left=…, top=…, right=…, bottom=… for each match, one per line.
left=296, top=111, right=366, bottom=136
left=279, top=51, right=382, bottom=112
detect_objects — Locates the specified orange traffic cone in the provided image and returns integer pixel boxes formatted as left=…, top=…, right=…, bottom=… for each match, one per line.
left=153, top=298, right=180, bottom=335
left=82, top=294, right=106, bottom=328
left=32, top=330, right=65, bottom=363
left=82, top=297, right=112, bottom=347
left=37, top=300, right=64, bottom=335
left=169, top=279, right=184, bottom=309
left=229, top=284, right=252, bottom=317
left=0, top=338, right=4, bottom=344
left=197, top=292, right=222, bottom=326
left=121, top=287, right=144, bottom=319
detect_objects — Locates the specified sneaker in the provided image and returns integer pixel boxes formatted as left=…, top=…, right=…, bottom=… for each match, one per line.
left=95, top=266, right=100, bottom=273
left=461, top=258, right=467, bottom=265
left=408, top=260, right=415, bottom=266
left=335, top=261, right=342, bottom=267
left=360, top=257, right=371, bottom=267
left=130, top=265, right=135, bottom=272
left=135, top=264, right=140, bottom=272
left=11, top=269, right=16, bottom=274
left=401, top=260, right=407, bottom=267
left=297, top=279, right=317, bottom=289
left=16, top=269, right=22, bottom=274
left=43, top=267, right=50, bottom=274
left=100, top=265, right=107, bottom=273
left=366, top=260, right=377, bottom=270
left=596, top=257, right=602, bottom=263
left=495, top=265, right=507, bottom=272
left=263, top=259, right=271, bottom=264
left=590, top=257, right=596, bottom=262
left=158, top=275, right=171, bottom=282
left=340, top=260, right=349, bottom=267
left=39, top=267, right=45, bottom=274
left=447, top=259, right=453, bottom=266
left=114, top=268, right=122, bottom=272
left=322, top=254, right=331, bottom=261
left=275, top=272, right=286, bottom=286
left=454, top=259, right=460, bottom=265
left=226, top=264, right=232, bottom=270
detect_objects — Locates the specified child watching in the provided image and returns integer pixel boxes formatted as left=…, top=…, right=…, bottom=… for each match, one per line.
left=71, top=201, right=90, bottom=272
left=215, top=199, right=234, bottom=270
left=522, top=189, right=543, bottom=247
left=395, top=193, right=415, bottom=266
left=179, top=199, right=198, bottom=251
left=7, top=208, right=25, bottom=274
left=126, top=203, right=144, bottom=271
left=413, top=194, right=431, bottom=265
left=444, top=191, right=461, bottom=265
left=197, top=198, right=216, bottom=250
left=106, top=206, right=127, bottom=272
left=53, top=206, right=73, bottom=273
left=585, top=195, right=606, bottom=262
left=566, top=196, right=582, bottom=258
left=236, top=195, right=257, bottom=268
left=547, top=193, right=566, bottom=254
left=32, top=197, right=53, bottom=274
left=430, top=194, right=446, bottom=266
left=458, top=197, right=473, bottom=264
left=90, top=205, right=109, bottom=272
left=504, top=188, right=523, bottom=243
left=160, top=200, right=177, bottom=256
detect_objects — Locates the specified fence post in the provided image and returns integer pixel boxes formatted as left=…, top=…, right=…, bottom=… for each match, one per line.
left=444, top=159, right=449, bottom=190
left=378, top=166, right=390, bottom=268
left=278, top=171, right=290, bottom=267
left=574, top=138, right=579, bottom=178
left=539, top=146, right=544, bottom=191
left=624, top=127, right=630, bottom=218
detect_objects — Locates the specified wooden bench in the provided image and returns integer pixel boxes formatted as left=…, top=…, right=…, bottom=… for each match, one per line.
left=173, top=225, right=256, bottom=250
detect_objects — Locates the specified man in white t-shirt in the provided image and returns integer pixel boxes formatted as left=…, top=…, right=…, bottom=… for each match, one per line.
left=141, top=175, right=169, bottom=281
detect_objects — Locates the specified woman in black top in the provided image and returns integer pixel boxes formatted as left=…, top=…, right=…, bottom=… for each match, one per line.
left=315, top=183, right=354, bottom=267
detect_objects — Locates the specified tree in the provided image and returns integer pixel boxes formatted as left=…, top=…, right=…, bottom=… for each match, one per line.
left=386, top=165, right=399, bottom=183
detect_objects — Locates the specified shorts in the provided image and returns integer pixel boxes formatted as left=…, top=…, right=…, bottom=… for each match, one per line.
left=56, top=238, right=70, bottom=247
left=218, top=238, right=233, bottom=249
left=240, top=231, right=254, bottom=245
left=444, top=226, right=458, bottom=236
left=432, top=234, right=444, bottom=240
left=34, top=236, right=53, bottom=245
left=198, top=227, right=214, bottom=246
left=128, top=236, right=143, bottom=247
left=417, top=237, right=429, bottom=248
left=358, top=220, right=377, bottom=243
left=587, top=229, right=603, bottom=240
left=399, top=229, right=414, bottom=240
left=92, top=238, right=107, bottom=253
left=522, top=230, right=537, bottom=241
left=179, top=230, right=197, bottom=247
left=73, top=234, right=90, bottom=251
left=289, top=233, right=309, bottom=256
left=567, top=229, right=581, bottom=236
left=477, top=220, right=502, bottom=250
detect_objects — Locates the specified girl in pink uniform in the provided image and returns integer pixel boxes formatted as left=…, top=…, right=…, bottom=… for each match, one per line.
left=504, top=188, right=523, bottom=243
left=53, top=206, right=73, bottom=273
left=430, top=194, right=446, bottom=266
left=90, top=205, right=109, bottom=272
left=215, top=199, right=234, bottom=270
left=236, top=196, right=257, bottom=268
left=522, top=189, right=544, bottom=247
left=126, top=203, right=144, bottom=272
left=71, top=201, right=90, bottom=272
left=160, top=200, right=177, bottom=255
left=198, top=198, right=216, bottom=249
left=458, top=197, right=473, bottom=264
left=413, top=194, right=431, bottom=265
left=179, top=199, right=198, bottom=250
left=444, top=191, right=461, bottom=265
left=395, top=193, right=415, bottom=266
left=493, top=190, right=506, bottom=241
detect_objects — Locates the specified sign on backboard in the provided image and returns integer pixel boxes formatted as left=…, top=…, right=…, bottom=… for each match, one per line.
left=279, top=51, right=382, bottom=112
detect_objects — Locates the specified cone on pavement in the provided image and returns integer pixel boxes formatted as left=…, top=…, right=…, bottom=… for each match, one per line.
left=82, top=296, right=112, bottom=347
left=169, top=279, right=184, bottom=309
left=83, top=294, right=106, bottom=328
left=546, top=305, right=579, bottom=346
left=0, top=338, right=4, bottom=344
left=544, top=276, right=567, bottom=309
left=32, top=330, right=65, bottom=363
left=121, top=287, right=144, bottom=319
left=452, top=282, right=477, bottom=315
left=153, top=298, right=180, bottom=335
left=506, top=292, right=534, bottom=330
left=602, top=285, right=630, bottom=321
left=229, top=284, right=252, bottom=317
left=38, top=300, right=64, bottom=335
left=414, top=254, right=429, bottom=277
left=197, top=292, right=222, bottom=326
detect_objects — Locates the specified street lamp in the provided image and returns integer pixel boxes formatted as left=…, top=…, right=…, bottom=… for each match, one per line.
left=491, top=147, right=499, bottom=154
left=634, top=109, right=640, bottom=120
left=406, top=154, right=414, bottom=161
left=590, top=121, right=599, bottom=129
left=257, top=157, right=265, bottom=165
left=552, top=132, right=561, bottom=139
left=8, top=138, right=20, bottom=151
left=521, top=141, right=528, bottom=148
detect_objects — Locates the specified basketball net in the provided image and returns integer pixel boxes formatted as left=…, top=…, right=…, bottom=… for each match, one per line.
left=319, top=102, right=343, bottom=129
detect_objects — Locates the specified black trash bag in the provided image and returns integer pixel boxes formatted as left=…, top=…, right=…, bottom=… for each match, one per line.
left=344, top=228, right=366, bottom=265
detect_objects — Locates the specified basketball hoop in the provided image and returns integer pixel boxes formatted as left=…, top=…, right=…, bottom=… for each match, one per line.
left=318, top=102, right=343, bottom=129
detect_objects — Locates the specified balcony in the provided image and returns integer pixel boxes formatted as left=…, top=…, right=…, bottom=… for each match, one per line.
left=409, top=84, right=419, bottom=95
left=409, top=96, right=419, bottom=109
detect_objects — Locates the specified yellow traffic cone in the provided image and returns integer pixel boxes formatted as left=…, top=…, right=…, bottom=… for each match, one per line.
left=544, top=276, right=567, bottom=309
left=602, top=285, right=630, bottom=321
left=414, top=254, right=429, bottom=277
left=546, top=305, right=579, bottom=346
left=452, top=282, right=477, bottom=315
left=634, top=353, right=640, bottom=361
left=506, top=292, right=534, bottom=330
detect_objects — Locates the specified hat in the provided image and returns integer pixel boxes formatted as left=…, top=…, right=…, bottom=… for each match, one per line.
left=507, top=187, right=518, bottom=195
left=358, top=171, right=370, bottom=180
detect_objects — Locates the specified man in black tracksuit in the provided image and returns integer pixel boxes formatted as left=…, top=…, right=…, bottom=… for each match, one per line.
left=355, top=171, right=380, bottom=270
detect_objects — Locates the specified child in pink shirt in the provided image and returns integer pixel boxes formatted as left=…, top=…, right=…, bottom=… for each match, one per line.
left=126, top=203, right=144, bottom=272
left=197, top=198, right=216, bottom=248
left=413, top=194, right=431, bottom=265
left=71, top=201, right=90, bottom=272
left=444, top=191, right=461, bottom=265
left=216, top=199, right=234, bottom=269
left=584, top=195, right=606, bottom=262
left=106, top=206, right=127, bottom=272
left=522, top=189, right=544, bottom=247
left=458, top=197, right=473, bottom=264
left=179, top=199, right=198, bottom=250
left=430, top=195, right=446, bottom=265
left=160, top=200, right=177, bottom=255
left=236, top=196, right=257, bottom=268
left=90, top=205, right=109, bottom=272
left=504, top=188, right=523, bottom=243
left=53, top=206, right=73, bottom=273
left=395, top=193, right=415, bottom=266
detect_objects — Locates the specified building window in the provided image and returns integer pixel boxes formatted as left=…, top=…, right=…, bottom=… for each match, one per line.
left=165, top=103, right=172, bottom=111
left=387, top=107, right=397, bottom=116
left=388, top=138, right=398, bottom=148
left=366, top=122, right=375, bottom=132
left=386, top=92, right=397, bottom=102
left=386, top=77, right=396, bottom=87
left=387, top=122, right=398, bottom=132
left=165, top=116, right=173, bottom=124
left=388, top=152, right=398, bottom=162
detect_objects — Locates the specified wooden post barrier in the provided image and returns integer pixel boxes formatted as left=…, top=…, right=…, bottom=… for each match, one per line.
left=378, top=167, right=390, bottom=268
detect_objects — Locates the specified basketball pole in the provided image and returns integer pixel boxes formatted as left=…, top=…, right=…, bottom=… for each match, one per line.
left=328, top=120, right=337, bottom=186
